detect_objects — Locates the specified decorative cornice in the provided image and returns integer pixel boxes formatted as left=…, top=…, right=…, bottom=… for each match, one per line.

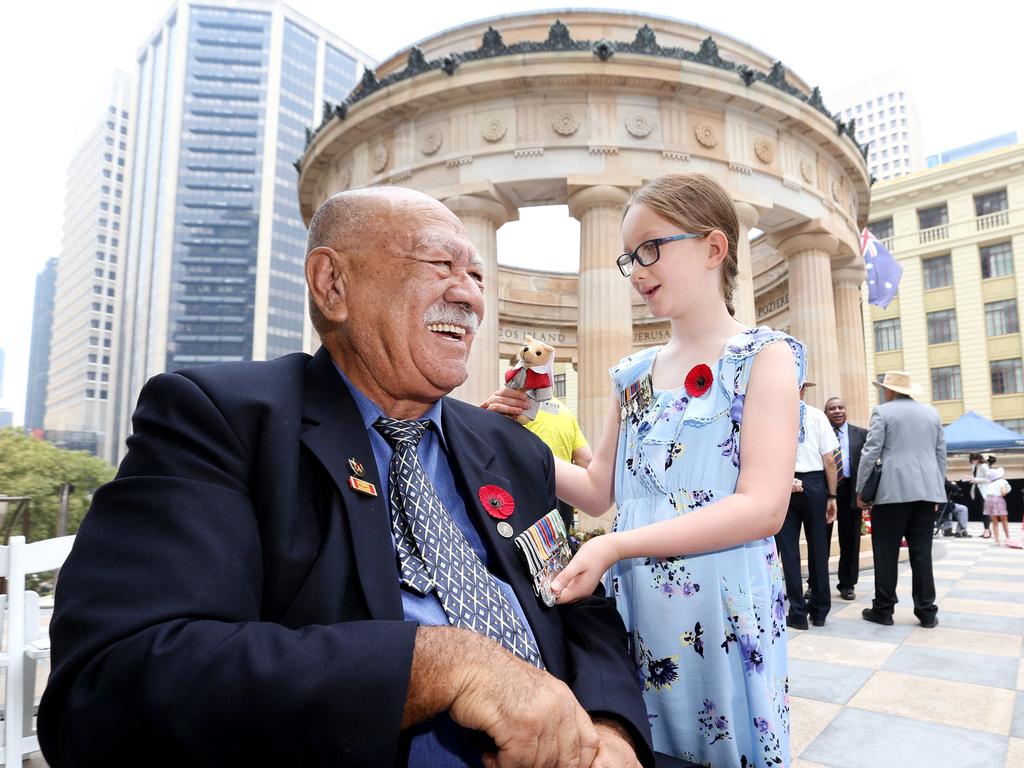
left=513, top=146, right=545, bottom=158
left=662, top=149, right=690, bottom=162
left=296, top=20, right=861, bottom=170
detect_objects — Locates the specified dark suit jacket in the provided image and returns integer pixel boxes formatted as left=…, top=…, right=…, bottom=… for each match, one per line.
left=38, top=349, right=653, bottom=767
left=841, top=423, right=867, bottom=509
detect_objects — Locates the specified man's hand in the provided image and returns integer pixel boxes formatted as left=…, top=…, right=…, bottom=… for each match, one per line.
left=856, top=493, right=871, bottom=510
left=551, top=534, right=621, bottom=604
left=429, top=629, right=598, bottom=768
left=826, top=497, right=838, bottom=524
left=591, top=718, right=641, bottom=768
left=791, top=478, right=803, bottom=494
left=481, top=387, right=529, bottom=421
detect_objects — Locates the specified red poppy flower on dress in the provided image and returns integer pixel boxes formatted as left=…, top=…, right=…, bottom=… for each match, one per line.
left=684, top=364, right=713, bottom=398
left=478, top=485, right=515, bottom=519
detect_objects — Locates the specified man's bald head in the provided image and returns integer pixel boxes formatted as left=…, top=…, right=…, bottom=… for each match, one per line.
left=305, top=187, right=463, bottom=337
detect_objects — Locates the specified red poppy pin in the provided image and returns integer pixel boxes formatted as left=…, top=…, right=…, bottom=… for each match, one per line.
left=478, top=485, right=515, bottom=519
left=684, top=364, right=713, bottom=397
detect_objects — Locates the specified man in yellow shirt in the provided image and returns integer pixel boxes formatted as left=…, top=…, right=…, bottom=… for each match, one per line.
left=524, top=397, right=593, bottom=531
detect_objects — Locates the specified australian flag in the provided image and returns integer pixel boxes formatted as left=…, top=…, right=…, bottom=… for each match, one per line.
left=862, top=228, right=902, bottom=308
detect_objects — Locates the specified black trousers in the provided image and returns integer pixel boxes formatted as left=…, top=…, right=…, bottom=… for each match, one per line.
left=969, top=491, right=990, bottom=530
left=776, top=471, right=830, bottom=621
left=870, top=500, right=938, bottom=621
left=826, top=478, right=861, bottom=592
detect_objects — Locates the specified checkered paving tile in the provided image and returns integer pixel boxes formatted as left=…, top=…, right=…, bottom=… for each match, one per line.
left=791, top=522, right=1024, bottom=767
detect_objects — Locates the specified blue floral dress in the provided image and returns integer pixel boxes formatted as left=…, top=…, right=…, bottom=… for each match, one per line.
left=607, top=327, right=805, bottom=767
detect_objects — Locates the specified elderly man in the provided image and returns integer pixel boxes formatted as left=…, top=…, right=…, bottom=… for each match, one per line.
left=857, top=371, right=946, bottom=628
left=38, top=188, right=653, bottom=767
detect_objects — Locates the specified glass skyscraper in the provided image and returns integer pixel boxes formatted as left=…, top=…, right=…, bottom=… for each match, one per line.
left=111, top=0, right=368, bottom=461
left=24, top=257, right=58, bottom=432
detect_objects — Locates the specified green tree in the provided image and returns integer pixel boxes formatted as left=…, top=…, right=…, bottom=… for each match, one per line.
left=0, top=428, right=115, bottom=542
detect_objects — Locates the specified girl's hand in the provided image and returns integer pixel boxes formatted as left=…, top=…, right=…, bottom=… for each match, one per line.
left=551, top=535, right=620, bottom=604
left=480, top=387, right=528, bottom=419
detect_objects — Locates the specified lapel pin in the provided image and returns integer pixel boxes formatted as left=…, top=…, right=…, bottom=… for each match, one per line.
left=347, top=475, right=378, bottom=497
left=348, top=458, right=366, bottom=477
left=496, top=521, right=514, bottom=539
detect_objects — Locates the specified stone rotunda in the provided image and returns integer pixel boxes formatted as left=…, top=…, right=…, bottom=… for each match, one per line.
left=297, top=10, right=872, bottom=456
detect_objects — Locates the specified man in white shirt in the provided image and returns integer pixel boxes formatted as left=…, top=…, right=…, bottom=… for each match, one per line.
left=775, top=383, right=838, bottom=629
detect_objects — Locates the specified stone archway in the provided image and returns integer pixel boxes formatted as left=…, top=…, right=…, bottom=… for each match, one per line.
left=297, top=10, right=872, bottom=445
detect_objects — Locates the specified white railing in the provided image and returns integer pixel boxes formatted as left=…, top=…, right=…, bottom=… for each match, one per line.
left=918, top=224, right=949, bottom=244
left=880, top=237, right=895, bottom=252
left=976, top=210, right=1010, bottom=231
left=0, top=535, right=76, bottom=766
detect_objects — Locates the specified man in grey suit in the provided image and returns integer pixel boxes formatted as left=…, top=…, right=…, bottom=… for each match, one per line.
left=856, top=371, right=946, bottom=628
left=824, top=397, right=867, bottom=601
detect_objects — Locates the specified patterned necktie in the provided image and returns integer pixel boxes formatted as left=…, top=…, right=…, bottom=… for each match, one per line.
left=833, top=426, right=845, bottom=481
left=373, top=417, right=542, bottom=667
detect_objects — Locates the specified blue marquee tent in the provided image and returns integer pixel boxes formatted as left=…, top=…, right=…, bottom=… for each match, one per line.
left=943, top=410, right=1024, bottom=452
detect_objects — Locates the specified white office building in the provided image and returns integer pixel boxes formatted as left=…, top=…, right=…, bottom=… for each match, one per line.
left=44, top=72, right=133, bottom=456
left=829, top=71, right=925, bottom=182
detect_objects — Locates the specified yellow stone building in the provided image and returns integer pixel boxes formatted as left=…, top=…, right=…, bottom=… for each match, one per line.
left=862, top=143, right=1024, bottom=429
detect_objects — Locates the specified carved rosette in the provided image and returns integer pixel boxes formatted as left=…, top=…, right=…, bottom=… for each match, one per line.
left=421, top=131, right=443, bottom=156
left=481, top=118, right=507, bottom=143
left=754, top=138, right=774, bottom=164
left=831, top=178, right=842, bottom=202
left=370, top=145, right=389, bottom=173
left=552, top=112, right=580, bottom=137
left=694, top=122, right=718, bottom=148
left=625, top=113, right=653, bottom=138
left=799, top=159, right=815, bottom=183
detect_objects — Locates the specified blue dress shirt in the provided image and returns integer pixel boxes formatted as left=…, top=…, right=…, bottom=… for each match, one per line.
left=335, top=365, right=538, bottom=766
left=837, top=422, right=851, bottom=479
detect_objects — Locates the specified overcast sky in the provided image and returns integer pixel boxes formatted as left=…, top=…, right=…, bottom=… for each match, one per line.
left=1, top=0, right=1021, bottom=423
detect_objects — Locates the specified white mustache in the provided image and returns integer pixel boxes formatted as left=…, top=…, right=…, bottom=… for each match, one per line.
left=423, top=303, right=479, bottom=333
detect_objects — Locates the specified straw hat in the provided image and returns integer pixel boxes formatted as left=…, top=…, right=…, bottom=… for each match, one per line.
left=872, top=370, right=922, bottom=396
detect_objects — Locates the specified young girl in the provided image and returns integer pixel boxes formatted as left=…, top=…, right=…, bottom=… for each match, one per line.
left=982, top=456, right=1011, bottom=544
left=970, top=460, right=1011, bottom=544
left=487, top=173, right=802, bottom=766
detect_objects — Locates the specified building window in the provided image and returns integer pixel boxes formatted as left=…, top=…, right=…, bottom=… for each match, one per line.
left=975, top=189, right=1008, bottom=216
left=981, top=242, right=1014, bottom=278
left=553, top=373, right=566, bottom=398
left=876, top=374, right=887, bottom=405
left=992, top=359, right=1024, bottom=395
left=996, top=418, right=1024, bottom=434
left=85, top=389, right=96, bottom=399
left=869, top=217, right=894, bottom=241
left=922, top=254, right=952, bottom=289
left=985, top=299, right=1019, bottom=336
left=931, top=366, right=962, bottom=401
left=873, top=319, right=902, bottom=352
left=926, top=309, right=958, bottom=344
left=918, top=204, right=949, bottom=230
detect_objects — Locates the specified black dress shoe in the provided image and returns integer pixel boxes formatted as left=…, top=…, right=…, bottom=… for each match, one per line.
left=786, top=615, right=809, bottom=630
left=942, top=529, right=955, bottom=537
left=811, top=617, right=826, bottom=627
left=919, top=616, right=939, bottom=629
left=861, top=608, right=894, bottom=626
left=839, top=588, right=856, bottom=601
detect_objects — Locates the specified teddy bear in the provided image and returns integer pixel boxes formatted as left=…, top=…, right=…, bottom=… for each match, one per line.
left=504, top=335, right=555, bottom=424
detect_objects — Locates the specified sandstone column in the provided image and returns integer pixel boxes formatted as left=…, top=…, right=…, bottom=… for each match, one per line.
left=443, top=194, right=514, bottom=406
left=568, top=184, right=633, bottom=461
left=775, top=232, right=841, bottom=409
left=733, top=201, right=759, bottom=327
left=832, top=265, right=870, bottom=426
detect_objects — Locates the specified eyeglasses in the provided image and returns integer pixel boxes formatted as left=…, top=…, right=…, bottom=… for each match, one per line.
left=616, top=233, right=704, bottom=277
